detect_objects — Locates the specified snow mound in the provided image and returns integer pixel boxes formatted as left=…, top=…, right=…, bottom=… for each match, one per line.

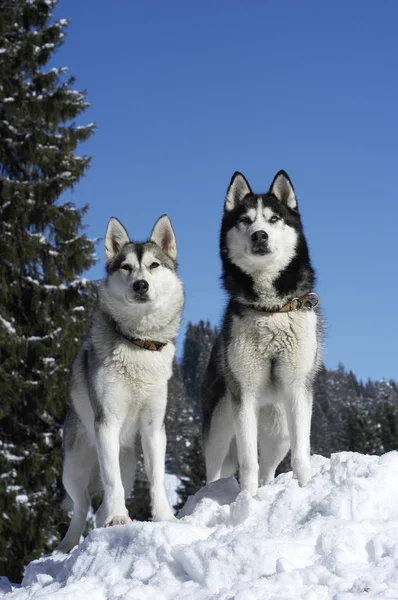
left=4, top=452, right=398, bottom=599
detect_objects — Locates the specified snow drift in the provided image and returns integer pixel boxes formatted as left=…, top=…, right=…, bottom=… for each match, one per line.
left=3, top=452, right=398, bottom=599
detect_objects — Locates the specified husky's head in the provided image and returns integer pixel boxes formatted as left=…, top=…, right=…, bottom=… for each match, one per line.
left=100, top=215, right=184, bottom=338
left=221, top=171, right=315, bottom=302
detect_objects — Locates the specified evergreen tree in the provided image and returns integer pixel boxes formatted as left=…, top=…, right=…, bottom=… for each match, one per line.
left=166, top=360, right=197, bottom=478
left=126, top=451, right=152, bottom=522
left=373, top=380, right=398, bottom=453
left=175, top=433, right=205, bottom=510
left=0, top=0, right=96, bottom=581
left=176, top=322, right=218, bottom=506
left=181, top=320, right=217, bottom=416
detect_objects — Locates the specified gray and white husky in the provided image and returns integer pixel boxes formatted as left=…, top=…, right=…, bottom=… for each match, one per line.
left=202, top=170, right=322, bottom=497
left=57, top=215, right=184, bottom=553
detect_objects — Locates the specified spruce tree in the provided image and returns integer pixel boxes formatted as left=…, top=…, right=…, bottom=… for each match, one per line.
left=126, top=451, right=152, bottom=522
left=181, top=320, right=217, bottom=416
left=166, top=360, right=197, bottom=478
left=176, top=322, right=218, bottom=506
left=370, top=379, right=398, bottom=454
left=175, top=434, right=206, bottom=510
left=0, top=0, right=96, bottom=581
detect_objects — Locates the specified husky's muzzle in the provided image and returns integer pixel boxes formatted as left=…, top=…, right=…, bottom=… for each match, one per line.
left=250, top=230, right=270, bottom=255
left=126, top=279, right=150, bottom=303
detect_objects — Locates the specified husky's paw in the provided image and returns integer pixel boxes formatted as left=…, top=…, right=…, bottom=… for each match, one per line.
left=240, top=476, right=259, bottom=497
left=298, top=474, right=311, bottom=487
left=259, top=473, right=275, bottom=487
left=160, top=513, right=178, bottom=523
left=153, top=510, right=177, bottom=523
left=292, top=459, right=312, bottom=487
left=104, top=514, right=132, bottom=528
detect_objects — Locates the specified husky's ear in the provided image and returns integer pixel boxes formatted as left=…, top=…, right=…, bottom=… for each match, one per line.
left=105, top=217, right=130, bottom=261
left=269, top=170, right=297, bottom=210
left=225, top=172, right=252, bottom=211
left=150, top=215, right=177, bottom=261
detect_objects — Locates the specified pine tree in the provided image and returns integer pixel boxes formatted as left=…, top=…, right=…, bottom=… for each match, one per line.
left=176, top=322, right=218, bottom=506
left=181, top=320, right=217, bottom=416
left=0, top=0, right=96, bottom=581
left=126, top=451, right=152, bottom=522
left=373, top=380, right=398, bottom=454
left=166, top=360, right=197, bottom=478
left=175, top=433, right=206, bottom=510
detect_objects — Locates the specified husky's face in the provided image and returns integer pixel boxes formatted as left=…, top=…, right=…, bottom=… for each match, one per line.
left=102, top=215, right=183, bottom=320
left=222, top=171, right=302, bottom=276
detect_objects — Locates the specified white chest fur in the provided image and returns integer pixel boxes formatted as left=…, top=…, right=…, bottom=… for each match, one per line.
left=105, top=339, right=175, bottom=385
left=228, top=310, right=318, bottom=398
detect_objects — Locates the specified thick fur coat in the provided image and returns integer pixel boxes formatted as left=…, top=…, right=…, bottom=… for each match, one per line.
left=57, top=216, right=184, bottom=553
left=202, top=171, right=322, bottom=496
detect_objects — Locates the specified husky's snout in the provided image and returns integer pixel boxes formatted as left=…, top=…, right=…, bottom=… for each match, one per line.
left=133, top=279, right=148, bottom=295
left=127, top=279, right=149, bottom=303
left=251, top=230, right=270, bottom=255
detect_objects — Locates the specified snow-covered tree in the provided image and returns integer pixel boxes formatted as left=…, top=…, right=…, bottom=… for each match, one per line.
left=0, top=0, right=96, bottom=581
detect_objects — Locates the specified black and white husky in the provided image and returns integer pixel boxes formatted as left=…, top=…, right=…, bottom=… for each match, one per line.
left=57, top=215, right=184, bottom=553
left=202, top=171, right=322, bottom=496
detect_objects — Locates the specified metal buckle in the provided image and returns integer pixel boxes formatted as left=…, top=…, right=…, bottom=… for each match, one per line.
left=306, top=292, right=320, bottom=309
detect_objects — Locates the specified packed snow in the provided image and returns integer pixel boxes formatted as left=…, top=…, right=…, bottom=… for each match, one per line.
left=2, top=452, right=398, bottom=599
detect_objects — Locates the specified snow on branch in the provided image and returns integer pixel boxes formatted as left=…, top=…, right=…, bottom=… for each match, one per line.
left=0, top=314, right=16, bottom=334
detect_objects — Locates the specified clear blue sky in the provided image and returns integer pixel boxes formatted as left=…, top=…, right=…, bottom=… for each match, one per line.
left=53, top=0, right=397, bottom=382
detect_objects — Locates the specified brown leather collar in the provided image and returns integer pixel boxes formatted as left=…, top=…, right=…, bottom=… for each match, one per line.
left=244, top=292, right=320, bottom=314
left=114, top=324, right=167, bottom=351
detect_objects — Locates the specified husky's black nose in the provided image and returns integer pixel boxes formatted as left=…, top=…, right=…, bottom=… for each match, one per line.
left=251, top=230, right=269, bottom=254
left=251, top=230, right=268, bottom=244
left=133, top=280, right=149, bottom=295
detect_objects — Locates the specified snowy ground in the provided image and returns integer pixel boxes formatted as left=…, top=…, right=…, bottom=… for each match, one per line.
left=2, top=452, right=398, bottom=599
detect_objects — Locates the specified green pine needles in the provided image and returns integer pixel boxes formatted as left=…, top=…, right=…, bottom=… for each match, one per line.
left=0, top=0, right=96, bottom=581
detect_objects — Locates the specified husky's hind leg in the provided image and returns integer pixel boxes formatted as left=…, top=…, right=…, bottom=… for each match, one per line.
left=204, top=395, right=235, bottom=484
left=220, top=436, right=238, bottom=479
left=56, top=433, right=96, bottom=553
left=258, top=404, right=290, bottom=486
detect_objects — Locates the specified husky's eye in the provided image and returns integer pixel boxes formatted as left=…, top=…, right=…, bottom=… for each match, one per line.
left=149, top=262, right=160, bottom=270
left=269, top=215, right=281, bottom=224
left=120, top=263, right=132, bottom=272
left=239, top=216, right=252, bottom=226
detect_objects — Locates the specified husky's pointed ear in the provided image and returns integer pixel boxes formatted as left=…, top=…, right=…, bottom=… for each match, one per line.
left=269, top=170, right=297, bottom=210
left=105, top=217, right=130, bottom=261
left=150, top=215, right=177, bottom=261
left=225, top=172, right=252, bottom=211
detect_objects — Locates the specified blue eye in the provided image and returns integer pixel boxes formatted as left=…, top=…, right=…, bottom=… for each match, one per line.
left=270, top=215, right=280, bottom=223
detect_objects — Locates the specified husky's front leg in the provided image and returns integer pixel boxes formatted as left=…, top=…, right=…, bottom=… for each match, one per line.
left=285, top=385, right=313, bottom=486
left=95, top=418, right=131, bottom=527
left=233, top=394, right=259, bottom=496
left=141, top=391, right=175, bottom=522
